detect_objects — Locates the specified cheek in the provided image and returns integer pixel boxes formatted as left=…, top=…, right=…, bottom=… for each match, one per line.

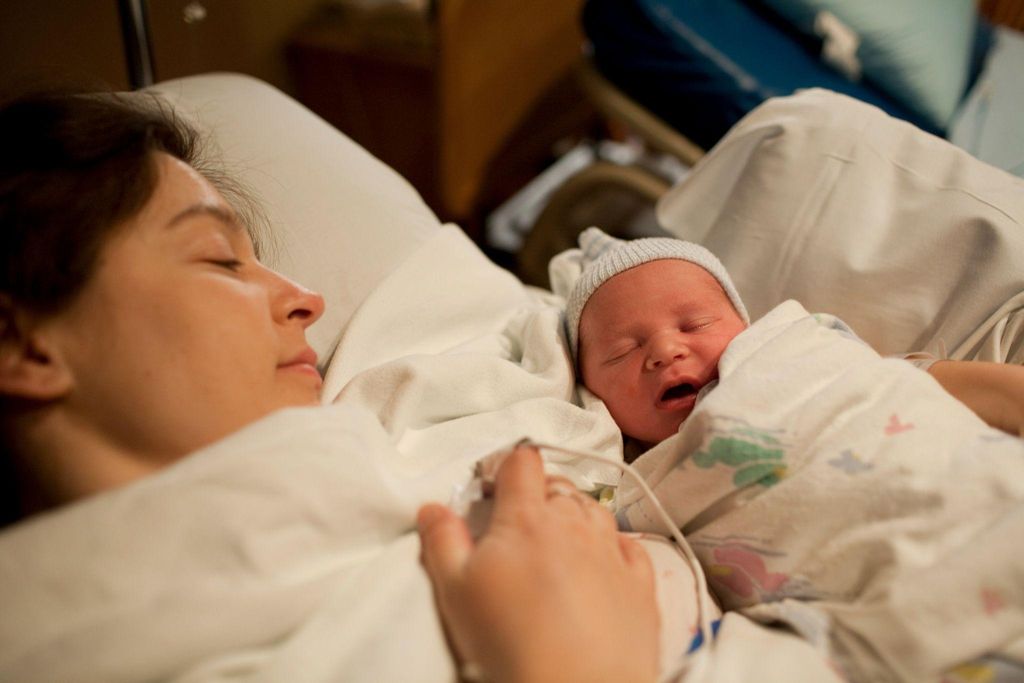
left=115, top=284, right=275, bottom=391
left=705, top=324, right=745, bottom=357
left=56, top=283, right=144, bottom=370
left=191, top=304, right=278, bottom=384
left=584, top=363, right=641, bottom=404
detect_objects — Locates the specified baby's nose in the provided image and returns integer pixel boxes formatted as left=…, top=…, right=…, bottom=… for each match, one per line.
left=644, top=331, right=688, bottom=369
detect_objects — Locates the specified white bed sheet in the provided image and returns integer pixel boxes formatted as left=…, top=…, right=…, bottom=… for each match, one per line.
left=656, top=88, right=1024, bottom=364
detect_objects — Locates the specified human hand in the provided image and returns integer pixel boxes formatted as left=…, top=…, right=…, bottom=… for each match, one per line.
left=417, top=446, right=660, bottom=683
left=929, top=360, right=1024, bottom=437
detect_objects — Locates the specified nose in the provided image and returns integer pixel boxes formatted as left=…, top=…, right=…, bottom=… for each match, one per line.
left=644, top=330, right=689, bottom=370
left=270, top=269, right=325, bottom=328
left=288, top=287, right=326, bottom=328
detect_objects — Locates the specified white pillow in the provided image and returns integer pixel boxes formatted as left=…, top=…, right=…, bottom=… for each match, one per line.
left=657, top=88, right=1024, bottom=363
left=148, top=73, right=441, bottom=368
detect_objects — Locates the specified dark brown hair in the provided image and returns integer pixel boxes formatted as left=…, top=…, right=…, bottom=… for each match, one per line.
left=1, top=90, right=221, bottom=315
left=0, top=88, right=265, bottom=524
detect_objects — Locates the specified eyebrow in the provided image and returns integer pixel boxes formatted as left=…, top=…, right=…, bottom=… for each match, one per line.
left=167, top=203, right=242, bottom=231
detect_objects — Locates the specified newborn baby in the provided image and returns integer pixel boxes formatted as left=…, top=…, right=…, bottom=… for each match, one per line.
left=565, top=228, right=749, bottom=447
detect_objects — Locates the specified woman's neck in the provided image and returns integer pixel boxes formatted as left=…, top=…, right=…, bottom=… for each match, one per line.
left=8, top=405, right=160, bottom=521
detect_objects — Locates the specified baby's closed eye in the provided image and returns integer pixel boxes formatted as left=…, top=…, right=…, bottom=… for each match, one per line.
left=604, top=343, right=638, bottom=364
left=682, top=317, right=715, bottom=333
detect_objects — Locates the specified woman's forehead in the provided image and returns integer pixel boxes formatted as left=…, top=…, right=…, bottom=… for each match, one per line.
left=130, top=154, right=237, bottom=232
left=157, top=153, right=226, bottom=208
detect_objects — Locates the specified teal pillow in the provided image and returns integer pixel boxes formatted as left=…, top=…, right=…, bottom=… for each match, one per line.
left=753, top=0, right=976, bottom=131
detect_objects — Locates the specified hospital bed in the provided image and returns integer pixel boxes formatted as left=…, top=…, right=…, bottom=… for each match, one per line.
left=2, top=73, right=1021, bottom=682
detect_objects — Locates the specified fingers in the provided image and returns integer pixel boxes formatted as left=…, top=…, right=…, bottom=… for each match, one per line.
left=544, top=476, right=583, bottom=503
left=490, top=447, right=617, bottom=538
left=491, top=445, right=546, bottom=514
left=618, top=533, right=655, bottom=583
left=545, top=474, right=606, bottom=512
left=417, top=503, right=474, bottom=586
left=544, top=475, right=621, bottom=537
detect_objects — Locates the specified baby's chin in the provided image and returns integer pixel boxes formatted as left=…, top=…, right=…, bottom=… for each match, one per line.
left=627, top=417, right=688, bottom=449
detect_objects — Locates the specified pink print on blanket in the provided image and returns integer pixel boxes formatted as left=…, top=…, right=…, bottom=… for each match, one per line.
left=706, top=543, right=790, bottom=600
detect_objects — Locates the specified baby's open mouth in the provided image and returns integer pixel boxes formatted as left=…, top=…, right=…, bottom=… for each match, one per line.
left=661, top=382, right=697, bottom=402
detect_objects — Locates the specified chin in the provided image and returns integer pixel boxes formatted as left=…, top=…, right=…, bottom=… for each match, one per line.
left=651, top=421, right=686, bottom=444
left=276, top=394, right=320, bottom=411
left=274, top=381, right=323, bottom=408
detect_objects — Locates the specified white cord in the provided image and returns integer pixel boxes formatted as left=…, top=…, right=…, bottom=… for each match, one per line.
left=518, top=439, right=715, bottom=680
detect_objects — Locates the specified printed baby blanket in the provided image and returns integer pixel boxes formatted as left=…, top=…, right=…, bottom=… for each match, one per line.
left=616, top=300, right=1024, bottom=682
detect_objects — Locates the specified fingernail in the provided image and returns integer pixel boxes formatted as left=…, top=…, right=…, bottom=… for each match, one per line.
left=416, top=504, right=445, bottom=531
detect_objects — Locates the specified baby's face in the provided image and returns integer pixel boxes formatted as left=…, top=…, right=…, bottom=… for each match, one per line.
left=578, top=259, right=747, bottom=445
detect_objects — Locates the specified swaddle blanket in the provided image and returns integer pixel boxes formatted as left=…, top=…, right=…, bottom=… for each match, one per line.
left=616, top=300, right=1024, bottom=682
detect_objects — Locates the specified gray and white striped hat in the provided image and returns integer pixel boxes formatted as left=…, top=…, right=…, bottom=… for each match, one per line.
left=565, top=227, right=749, bottom=361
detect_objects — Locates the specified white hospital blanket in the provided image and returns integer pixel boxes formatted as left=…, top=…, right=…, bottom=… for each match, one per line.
left=0, top=404, right=454, bottom=682
left=0, top=227, right=750, bottom=682
left=321, top=225, right=625, bottom=489
left=617, top=300, right=1024, bottom=681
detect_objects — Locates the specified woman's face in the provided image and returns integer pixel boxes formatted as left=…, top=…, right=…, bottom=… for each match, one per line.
left=47, top=153, right=325, bottom=464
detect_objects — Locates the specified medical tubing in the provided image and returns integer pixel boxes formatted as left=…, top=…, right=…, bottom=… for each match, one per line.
left=520, top=440, right=714, bottom=680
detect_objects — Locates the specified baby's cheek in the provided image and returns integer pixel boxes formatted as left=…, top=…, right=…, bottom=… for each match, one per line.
left=608, top=393, right=645, bottom=425
left=606, top=404, right=638, bottom=436
left=580, top=362, right=610, bottom=395
left=596, top=371, right=635, bottom=403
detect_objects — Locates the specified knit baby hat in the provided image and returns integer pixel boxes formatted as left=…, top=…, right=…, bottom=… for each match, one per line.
left=564, top=227, right=749, bottom=360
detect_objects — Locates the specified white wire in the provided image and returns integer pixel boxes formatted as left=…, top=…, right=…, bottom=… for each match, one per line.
left=519, top=439, right=714, bottom=680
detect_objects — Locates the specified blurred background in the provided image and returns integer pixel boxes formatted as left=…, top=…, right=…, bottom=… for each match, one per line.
left=3, top=0, right=1022, bottom=285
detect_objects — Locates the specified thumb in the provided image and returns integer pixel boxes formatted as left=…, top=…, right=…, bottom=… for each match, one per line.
left=619, top=533, right=655, bottom=586
left=417, top=503, right=474, bottom=586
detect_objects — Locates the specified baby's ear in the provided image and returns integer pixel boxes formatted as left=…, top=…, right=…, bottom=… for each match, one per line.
left=0, top=301, right=73, bottom=401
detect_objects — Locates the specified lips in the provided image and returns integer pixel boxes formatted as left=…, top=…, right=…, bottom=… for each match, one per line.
left=661, top=382, right=697, bottom=401
left=281, top=347, right=318, bottom=369
left=654, top=373, right=705, bottom=410
left=278, top=348, right=321, bottom=387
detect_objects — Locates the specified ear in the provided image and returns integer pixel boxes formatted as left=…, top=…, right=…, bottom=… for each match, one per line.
left=0, top=308, right=73, bottom=402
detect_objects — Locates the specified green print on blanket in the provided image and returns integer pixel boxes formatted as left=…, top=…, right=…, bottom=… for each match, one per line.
left=693, top=437, right=787, bottom=488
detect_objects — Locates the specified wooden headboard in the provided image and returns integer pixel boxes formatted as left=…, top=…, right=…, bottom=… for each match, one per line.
left=978, top=0, right=1024, bottom=30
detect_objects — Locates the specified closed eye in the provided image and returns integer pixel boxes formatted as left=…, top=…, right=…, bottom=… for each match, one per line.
left=604, top=345, right=637, bottom=364
left=209, top=259, right=244, bottom=272
left=683, top=318, right=714, bottom=333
